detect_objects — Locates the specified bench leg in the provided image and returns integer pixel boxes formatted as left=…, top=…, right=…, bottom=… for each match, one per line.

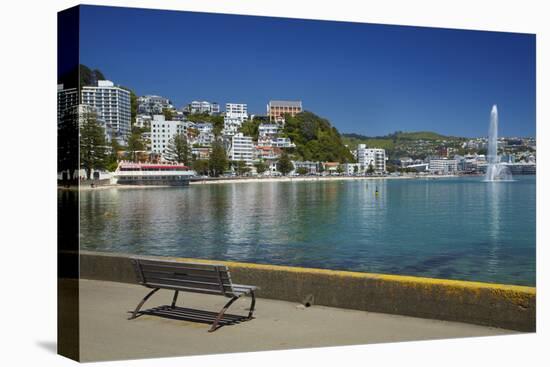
left=171, top=290, right=179, bottom=309
left=209, top=296, right=239, bottom=332
left=247, top=291, right=256, bottom=320
left=128, top=288, right=159, bottom=320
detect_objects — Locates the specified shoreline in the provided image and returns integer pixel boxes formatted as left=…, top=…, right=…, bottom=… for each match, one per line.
left=189, top=174, right=448, bottom=185
left=61, top=174, right=466, bottom=191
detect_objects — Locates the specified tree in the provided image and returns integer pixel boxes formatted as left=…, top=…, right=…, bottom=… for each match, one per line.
left=209, top=141, right=228, bottom=177
left=58, top=106, right=79, bottom=182
left=254, top=161, right=268, bottom=175
left=319, top=163, right=325, bottom=174
left=186, top=113, right=224, bottom=136
left=106, top=138, right=122, bottom=172
left=234, top=160, right=250, bottom=176
left=79, top=64, right=106, bottom=87
left=164, top=133, right=191, bottom=165
left=367, top=163, right=375, bottom=174
left=296, top=167, right=308, bottom=175
left=353, top=165, right=359, bottom=174
left=277, top=151, right=294, bottom=176
left=126, top=130, right=144, bottom=162
left=192, top=160, right=209, bottom=176
left=163, top=107, right=174, bottom=121
left=239, top=118, right=261, bottom=140
left=283, top=111, right=355, bottom=163
left=80, top=110, right=108, bottom=180
left=337, top=165, right=344, bottom=174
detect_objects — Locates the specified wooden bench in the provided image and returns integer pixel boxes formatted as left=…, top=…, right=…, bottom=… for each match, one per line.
left=128, top=258, right=257, bottom=332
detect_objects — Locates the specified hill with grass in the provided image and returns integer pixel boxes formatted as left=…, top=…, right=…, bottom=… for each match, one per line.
left=283, top=112, right=355, bottom=163
left=342, top=131, right=466, bottom=160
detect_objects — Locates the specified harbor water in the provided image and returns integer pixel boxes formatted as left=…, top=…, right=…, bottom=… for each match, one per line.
left=78, top=176, right=536, bottom=286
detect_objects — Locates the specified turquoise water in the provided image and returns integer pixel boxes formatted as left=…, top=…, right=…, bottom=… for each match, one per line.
left=79, top=176, right=536, bottom=286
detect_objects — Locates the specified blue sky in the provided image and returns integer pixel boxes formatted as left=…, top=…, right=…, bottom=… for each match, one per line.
left=78, top=5, right=536, bottom=137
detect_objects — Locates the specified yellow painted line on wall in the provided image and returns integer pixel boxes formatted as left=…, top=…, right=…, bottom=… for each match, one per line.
left=165, top=256, right=536, bottom=295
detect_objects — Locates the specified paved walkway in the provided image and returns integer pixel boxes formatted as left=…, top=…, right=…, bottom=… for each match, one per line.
left=77, top=279, right=516, bottom=362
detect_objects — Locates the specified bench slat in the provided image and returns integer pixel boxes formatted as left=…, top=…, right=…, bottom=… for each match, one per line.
left=142, top=270, right=232, bottom=285
left=144, top=282, right=237, bottom=296
left=141, top=267, right=230, bottom=281
left=138, top=259, right=228, bottom=272
left=143, top=276, right=234, bottom=293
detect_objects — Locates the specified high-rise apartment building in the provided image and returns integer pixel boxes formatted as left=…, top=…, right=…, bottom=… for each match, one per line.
left=81, top=80, right=131, bottom=140
left=57, top=84, right=79, bottom=122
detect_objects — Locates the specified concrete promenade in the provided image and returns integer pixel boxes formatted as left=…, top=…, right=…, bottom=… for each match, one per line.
left=77, top=279, right=515, bottom=362
left=77, top=251, right=536, bottom=332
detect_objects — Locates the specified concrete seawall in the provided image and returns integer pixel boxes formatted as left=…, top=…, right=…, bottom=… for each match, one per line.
left=78, top=251, right=535, bottom=332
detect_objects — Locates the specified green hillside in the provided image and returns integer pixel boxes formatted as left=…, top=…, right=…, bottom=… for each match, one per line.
left=283, top=112, right=355, bottom=163
left=342, top=131, right=466, bottom=160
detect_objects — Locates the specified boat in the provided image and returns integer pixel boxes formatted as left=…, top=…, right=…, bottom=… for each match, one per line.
left=114, top=162, right=195, bottom=186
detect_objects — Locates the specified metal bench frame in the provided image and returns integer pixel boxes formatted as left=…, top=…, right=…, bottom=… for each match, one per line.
left=128, top=258, right=256, bottom=332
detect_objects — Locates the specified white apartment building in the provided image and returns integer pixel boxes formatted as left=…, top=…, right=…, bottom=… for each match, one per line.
left=191, top=122, right=215, bottom=146
left=228, top=133, right=254, bottom=165
left=356, top=144, right=386, bottom=172
left=258, top=123, right=279, bottom=137
left=223, top=116, right=243, bottom=136
left=225, top=103, right=248, bottom=122
left=195, top=122, right=213, bottom=134
left=271, top=137, right=296, bottom=148
left=57, top=84, right=79, bottom=122
left=151, top=115, right=189, bottom=156
left=195, top=132, right=215, bottom=146
left=292, top=161, right=319, bottom=174
left=137, top=95, right=173, bottom=115
left=341, top=163, right=362, bottom=175
left=185, top=101, right=220, bottom=115
left=428, top=158, right=458, bottom=174
left=135, top=114, right=152, bottom=129
left=81, top=80, right=131, bottom=139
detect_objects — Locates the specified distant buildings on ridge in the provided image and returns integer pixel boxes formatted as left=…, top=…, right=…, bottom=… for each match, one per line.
left=58, top=76, right=535, bottom=177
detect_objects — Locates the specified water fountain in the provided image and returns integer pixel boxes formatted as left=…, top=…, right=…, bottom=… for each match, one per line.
left=484, top=105, right=513, bottom=182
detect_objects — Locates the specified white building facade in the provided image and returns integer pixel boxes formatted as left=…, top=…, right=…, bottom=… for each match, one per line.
left=228, top=133, right=254, bottom=165
left=223, top=117, right=243, bottom=136
left=258, top=123, right=279, bottom=137
left=81, top=80, right=132, bottom=140
left=135, top=114, right=152, bottom=129
left=341, top=163, right=362, bottom=175
left=150, top=115, right=189, bottom=157
left=137, top=95, right=173, bottom=115
left=193, top=122, right=215, bottom=146
left=428, top=158, right=458, bottom=174
left=57, top=84, right=79, bottom=122
left=185, top=101, right=220, bottom=115
left=356, top=144, right=386, bottom=172
left=292, top=161, right=319, bottom=174
left=225, top=103, right=248, bottom=122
